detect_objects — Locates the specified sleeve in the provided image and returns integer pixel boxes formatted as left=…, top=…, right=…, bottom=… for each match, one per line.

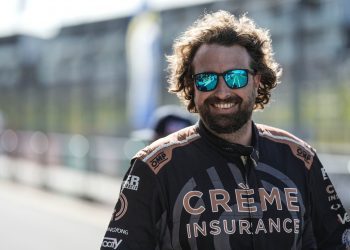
left=309, top=154, right=350, bottom=250
left=100, top=158, right=165, bottom=250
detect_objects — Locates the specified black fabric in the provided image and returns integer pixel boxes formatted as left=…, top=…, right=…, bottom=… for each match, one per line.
left=101, top=121, right=350, bottom=250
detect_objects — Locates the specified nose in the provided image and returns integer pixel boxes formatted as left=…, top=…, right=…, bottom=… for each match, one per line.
left=214, top=76, right=231, bottom=99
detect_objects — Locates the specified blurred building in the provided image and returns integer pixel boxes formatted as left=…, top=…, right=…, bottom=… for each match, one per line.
left=39, top=17, right=130, bottom=136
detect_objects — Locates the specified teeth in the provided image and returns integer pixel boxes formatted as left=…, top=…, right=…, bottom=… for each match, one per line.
left=214, top=103, right=235, bottom=109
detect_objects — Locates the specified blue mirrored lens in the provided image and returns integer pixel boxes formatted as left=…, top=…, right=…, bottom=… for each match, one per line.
left=195, top=73, right=217, bottom=91
left=224, top=69, right=248, bottom=89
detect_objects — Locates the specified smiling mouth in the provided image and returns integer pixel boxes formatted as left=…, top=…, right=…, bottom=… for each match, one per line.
left=213, top=103, right=237, bottom=109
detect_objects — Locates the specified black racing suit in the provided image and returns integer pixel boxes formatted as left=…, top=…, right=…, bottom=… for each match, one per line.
left=101, top=121, right=350, bottom=250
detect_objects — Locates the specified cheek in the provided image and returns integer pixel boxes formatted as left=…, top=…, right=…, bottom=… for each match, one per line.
left=244, top=80, right=259, bottom=98
left=234, top=87, right=255, bottom=102
left=193, top=89, right=201, bottom=105
left=193, top=89, right=210, bottom=107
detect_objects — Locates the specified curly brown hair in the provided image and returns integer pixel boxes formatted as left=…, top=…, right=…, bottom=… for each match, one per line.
left=167, top=10, right=282, bottom=112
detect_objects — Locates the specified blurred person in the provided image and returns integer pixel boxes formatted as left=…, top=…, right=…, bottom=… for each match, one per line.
left=151, top=105, right=195, bottom=140
left=101, top=11, right=350, bottom=250
left=127, top=106, right=195, bottom=160
left=126, top=105, right=194, bottom=163
left=131, top=105, right=195, bottom=143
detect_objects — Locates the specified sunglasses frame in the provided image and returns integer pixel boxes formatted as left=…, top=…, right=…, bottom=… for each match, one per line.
left=192, top=68, right=255, bottom=92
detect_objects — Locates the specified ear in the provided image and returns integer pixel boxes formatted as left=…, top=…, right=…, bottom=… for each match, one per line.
left=253, top=74, right=261, bottom=93
left=253, top=74, right=261, bottom=87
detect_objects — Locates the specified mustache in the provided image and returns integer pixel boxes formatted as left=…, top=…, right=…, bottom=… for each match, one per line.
left=204, top=95, right=242, bottom=105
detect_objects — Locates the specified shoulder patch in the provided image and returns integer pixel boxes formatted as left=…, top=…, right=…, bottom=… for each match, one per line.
left=134, top=125, right=200, bottom=174
left=257, top=124, right=315, bottom=169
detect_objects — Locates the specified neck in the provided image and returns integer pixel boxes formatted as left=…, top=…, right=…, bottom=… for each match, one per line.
left=205, top=120, right=253, bottom=146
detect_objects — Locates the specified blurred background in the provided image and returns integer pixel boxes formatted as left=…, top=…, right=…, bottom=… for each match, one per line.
left=0, top=0, right=349, bottom=249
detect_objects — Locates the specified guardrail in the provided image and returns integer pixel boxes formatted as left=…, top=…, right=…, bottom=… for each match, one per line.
left=0, top=129, right=149, bottom=176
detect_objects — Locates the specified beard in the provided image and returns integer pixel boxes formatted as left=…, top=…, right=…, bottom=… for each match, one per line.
left=198, top=91, right=256, bottom=134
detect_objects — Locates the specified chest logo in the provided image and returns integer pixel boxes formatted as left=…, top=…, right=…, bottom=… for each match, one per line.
left=150, top=152, right=168, bottom=169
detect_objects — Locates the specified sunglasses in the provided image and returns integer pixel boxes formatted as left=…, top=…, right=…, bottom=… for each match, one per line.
left=192, top=69, right=254, bottom=92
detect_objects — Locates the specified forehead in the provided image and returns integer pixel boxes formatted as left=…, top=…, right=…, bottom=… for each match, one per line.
left=192, top=44, right=251, bottom=73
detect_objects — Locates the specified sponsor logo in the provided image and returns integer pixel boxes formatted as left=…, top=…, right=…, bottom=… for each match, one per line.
left=296, top=147, right=311, bottom=163
left=183, top=187, right=301, bottom=239
left=331, top=204, right=341, bottom=211
left=326, top=184, right=340, bottom=202
left=102, top=237, right=122, bottom=249
left=342, top=229, right=350, bottom=247
left=122, top=175, right=140, bottom=191
left=108, top=227, right=128, bottom=235
left=186, top=218, right=300, bottom=238
left=338, top=212, right=350, bottom=225
left=321, top=168, right=329, bottom=180
left=183, top=187, right=299, bottom=216
left=150, top=152, right=168, bottom=169
left=114, top=193, right=128, bottom=221
left=328, top=194, right=339, bottom=202
left=326, top=185, right=334, bottom=194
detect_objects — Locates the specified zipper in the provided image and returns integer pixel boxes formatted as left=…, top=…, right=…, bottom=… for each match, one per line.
left=240, top=156, right=249, bottom=186
left=240, top=155, right=256, bottom=250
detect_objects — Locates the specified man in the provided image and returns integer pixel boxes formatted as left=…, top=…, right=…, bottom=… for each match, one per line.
left=101, top=11, right=350, bottom=249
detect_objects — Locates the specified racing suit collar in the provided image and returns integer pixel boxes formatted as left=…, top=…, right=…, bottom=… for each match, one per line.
left=197, top=119, right=259, bottom=161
